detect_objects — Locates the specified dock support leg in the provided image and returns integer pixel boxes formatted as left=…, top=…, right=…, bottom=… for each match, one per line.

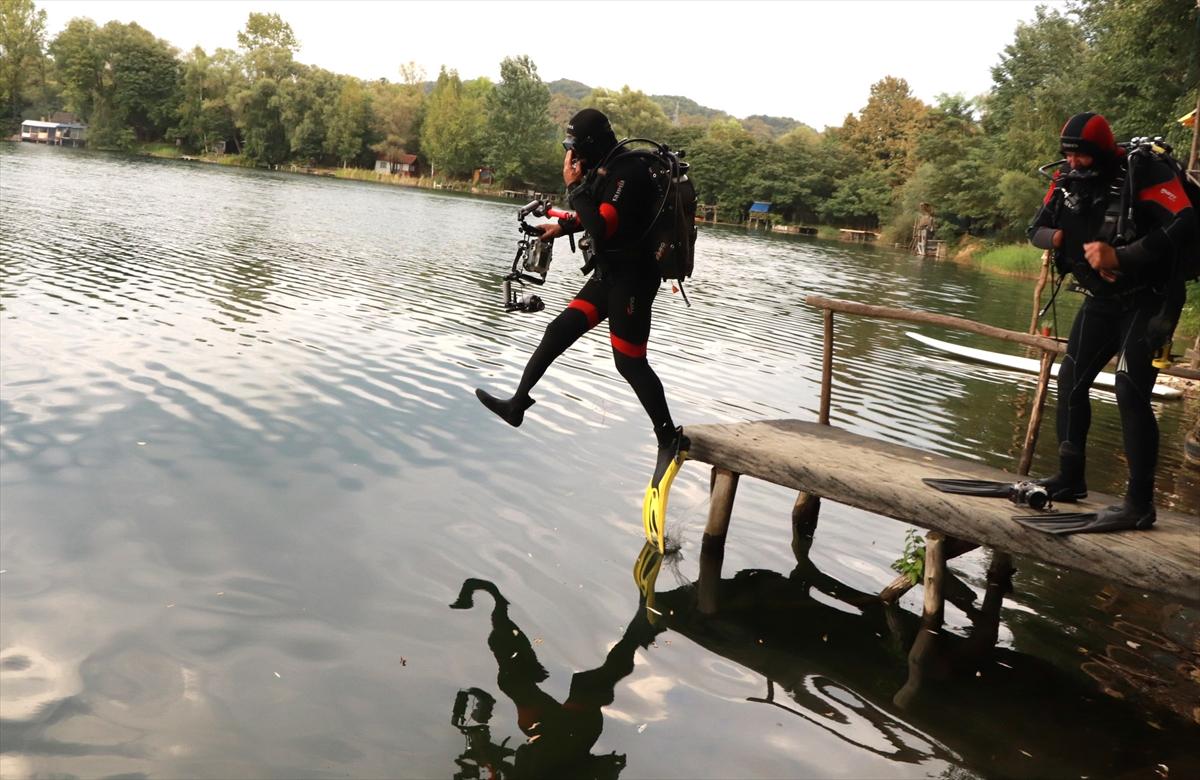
left=922, top=531, right=946, bottom=627
left=879, top=536, right=975, bottom=604
left=895, top=531, right=949, bottom=709
left=791, top=491, right=820, bottom=563
left=699, top=468, right=739, bottom=615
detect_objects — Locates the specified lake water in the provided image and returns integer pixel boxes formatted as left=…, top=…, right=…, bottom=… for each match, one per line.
left=1, top=143, right=1197, bottom=779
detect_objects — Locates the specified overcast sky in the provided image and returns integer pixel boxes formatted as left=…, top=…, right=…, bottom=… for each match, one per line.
left=41, top=0, right=1065, bottom=130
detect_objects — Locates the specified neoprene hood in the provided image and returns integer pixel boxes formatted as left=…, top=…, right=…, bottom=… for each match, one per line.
left=565, top=108, right=618, bottom=163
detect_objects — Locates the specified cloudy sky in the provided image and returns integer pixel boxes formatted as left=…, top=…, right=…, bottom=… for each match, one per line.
left=40, top=0, right=1065, bottom=129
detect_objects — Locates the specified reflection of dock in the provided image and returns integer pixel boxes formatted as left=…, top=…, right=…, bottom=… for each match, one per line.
left=646, top=540, right=1188, bottom=778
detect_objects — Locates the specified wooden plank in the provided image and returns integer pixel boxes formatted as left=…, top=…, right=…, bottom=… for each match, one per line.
left=685, top=420, right=1200, bottom=605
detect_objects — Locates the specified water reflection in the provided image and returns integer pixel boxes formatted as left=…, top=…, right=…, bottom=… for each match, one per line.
left=448, top=577, right=661, bottom=779
left=638, top=533, right=1198, bottom=780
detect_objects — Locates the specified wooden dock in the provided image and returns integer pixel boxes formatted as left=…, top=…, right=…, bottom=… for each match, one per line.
left=678, top=294, right=1199, bottom=628
left=686, top=420, right=1199, bottom=606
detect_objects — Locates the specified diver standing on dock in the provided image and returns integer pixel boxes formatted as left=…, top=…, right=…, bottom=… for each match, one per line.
left=1026, top=112, right=1197, bottom=533
left=475, top=109, right=688, bottom=536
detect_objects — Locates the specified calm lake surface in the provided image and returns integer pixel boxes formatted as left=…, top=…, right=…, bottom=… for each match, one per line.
left=2, top=143, right=1197, bottom=779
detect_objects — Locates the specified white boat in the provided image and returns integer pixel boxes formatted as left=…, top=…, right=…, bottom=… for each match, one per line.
left=906, top=331, right=1182, bottom=400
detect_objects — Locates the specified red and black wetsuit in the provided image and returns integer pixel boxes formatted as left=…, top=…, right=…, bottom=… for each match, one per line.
left=512, top=152, right=677, bottom=446
left=1028, top=155, right=1196, bottom=506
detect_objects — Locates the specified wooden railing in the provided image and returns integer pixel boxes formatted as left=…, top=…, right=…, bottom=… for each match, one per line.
left=805, top=295, right=1062, bottom=475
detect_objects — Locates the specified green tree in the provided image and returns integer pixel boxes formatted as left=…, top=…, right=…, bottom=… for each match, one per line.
left=369, top=61, right=425, bottom=164
left=1075, top=0, right=1199, bottom=146
left=486, top=54, right=556, bottom=186
left=49, top=19, right=179, bottom=146
left=686, top=118, right=766, bottom=221
left=231, top=12, right=297, bottom=164
left=421, top=67, right=491, bottom=178
left=324, top=76, right=376, bottom=167
left=0, top=0, right=47, bottom=121
left=984, top=6, right=1088, bottom=173
left=585, top=85, right=670, bottom=140
left=842, top=76, right=928, bottom=186
left=236, top=12, right=297, bottom=53
left=173, top=46, right=242, bottom=153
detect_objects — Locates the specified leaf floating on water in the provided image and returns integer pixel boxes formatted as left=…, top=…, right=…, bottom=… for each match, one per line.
left=274, top=672, right=281, bottom=678
left=137, top=441, right=146, bottom=446
left=512, top=629, right=519, bottom=636
left=637, top=724, right=647, bottom=733
left=166, top=603, right=175, bottom=608
left=1126, top=641, right=1141, bottom=650
left=997, top=661, right=1013, bottom=669
left=1155, top=764, right=1169, bottom=778
left=528, top=734, right=541, bottom=743
left=1020, top=750, right=1033, bottom=758
left=511, top=652, right=518, bottom=659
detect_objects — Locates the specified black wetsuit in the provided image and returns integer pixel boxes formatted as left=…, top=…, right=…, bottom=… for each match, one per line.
left=1028, top=155, right=1196, bottom=506
left=513, top=151, right=676, bottom=445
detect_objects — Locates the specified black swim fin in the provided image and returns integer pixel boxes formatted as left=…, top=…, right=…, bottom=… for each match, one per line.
left=1012, top=503, right=1156, bottom=536
left=922, top=477, right=1015, bottom=497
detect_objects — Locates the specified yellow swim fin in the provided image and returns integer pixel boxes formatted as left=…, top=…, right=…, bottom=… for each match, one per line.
left=632, top=541, right=664, bottom=625
left=642, top=428, right=690, bottom=554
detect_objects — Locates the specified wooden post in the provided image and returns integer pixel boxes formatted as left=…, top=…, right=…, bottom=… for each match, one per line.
left=922, top=531, right=946, bottom=627
left=1018, top=349, right=1055, bottom=476
left=699, top=468, right=739, bottom=615
left=1029, top=251, right=1050, bottom=335
left=879, top=536, right=975, bottom=603
left=704, top=467, right=739, bottom=541
left=791, top=491, right=821, bottom=564
left=819, top=308, right=834, bottom=425
left=1191, top=332, right=1199, bottom=371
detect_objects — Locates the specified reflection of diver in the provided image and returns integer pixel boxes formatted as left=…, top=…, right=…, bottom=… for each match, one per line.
left=449, top=576, right=663, bottom=779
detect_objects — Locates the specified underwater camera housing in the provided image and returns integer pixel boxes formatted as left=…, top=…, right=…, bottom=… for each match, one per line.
left=502, top=199, right=574, bottom=313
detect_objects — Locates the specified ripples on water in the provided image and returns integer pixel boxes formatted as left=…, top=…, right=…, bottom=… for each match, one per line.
left=1, top=145, right=1197, bottom=778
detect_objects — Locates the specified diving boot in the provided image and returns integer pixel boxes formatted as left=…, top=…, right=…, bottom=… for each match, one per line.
left=1033, top=474, right=1088, bottom=503
left=1092, top=499, right=1156, bottom=532
left=1034, top=442, right=1087, bottom=502
left=474, top=389, right=534, bottom=428
left=643, top=426, right=690, bottom=553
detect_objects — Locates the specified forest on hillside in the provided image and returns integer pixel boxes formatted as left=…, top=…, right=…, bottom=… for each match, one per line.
left=1, top=0, right=1196, bottom=244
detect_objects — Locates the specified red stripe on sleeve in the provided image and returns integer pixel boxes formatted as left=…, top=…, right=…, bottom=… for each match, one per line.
left=610, top=333, right=647, bottom=358
left=1138, top=177, right=1190, bottom=215
left=599, top=202, right=619, bottom=238
left=568, top=298, right=600, bottom=328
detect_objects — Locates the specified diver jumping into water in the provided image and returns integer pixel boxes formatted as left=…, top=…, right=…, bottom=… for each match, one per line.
left=475, top=108, right=688, bottom=546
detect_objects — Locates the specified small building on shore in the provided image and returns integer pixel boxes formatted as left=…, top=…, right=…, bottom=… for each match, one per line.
left=747, top=201, right=772, bottom=229
left=374, top=153, right=420, bottom=177
left=20, top=118, right=88, bottom=147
